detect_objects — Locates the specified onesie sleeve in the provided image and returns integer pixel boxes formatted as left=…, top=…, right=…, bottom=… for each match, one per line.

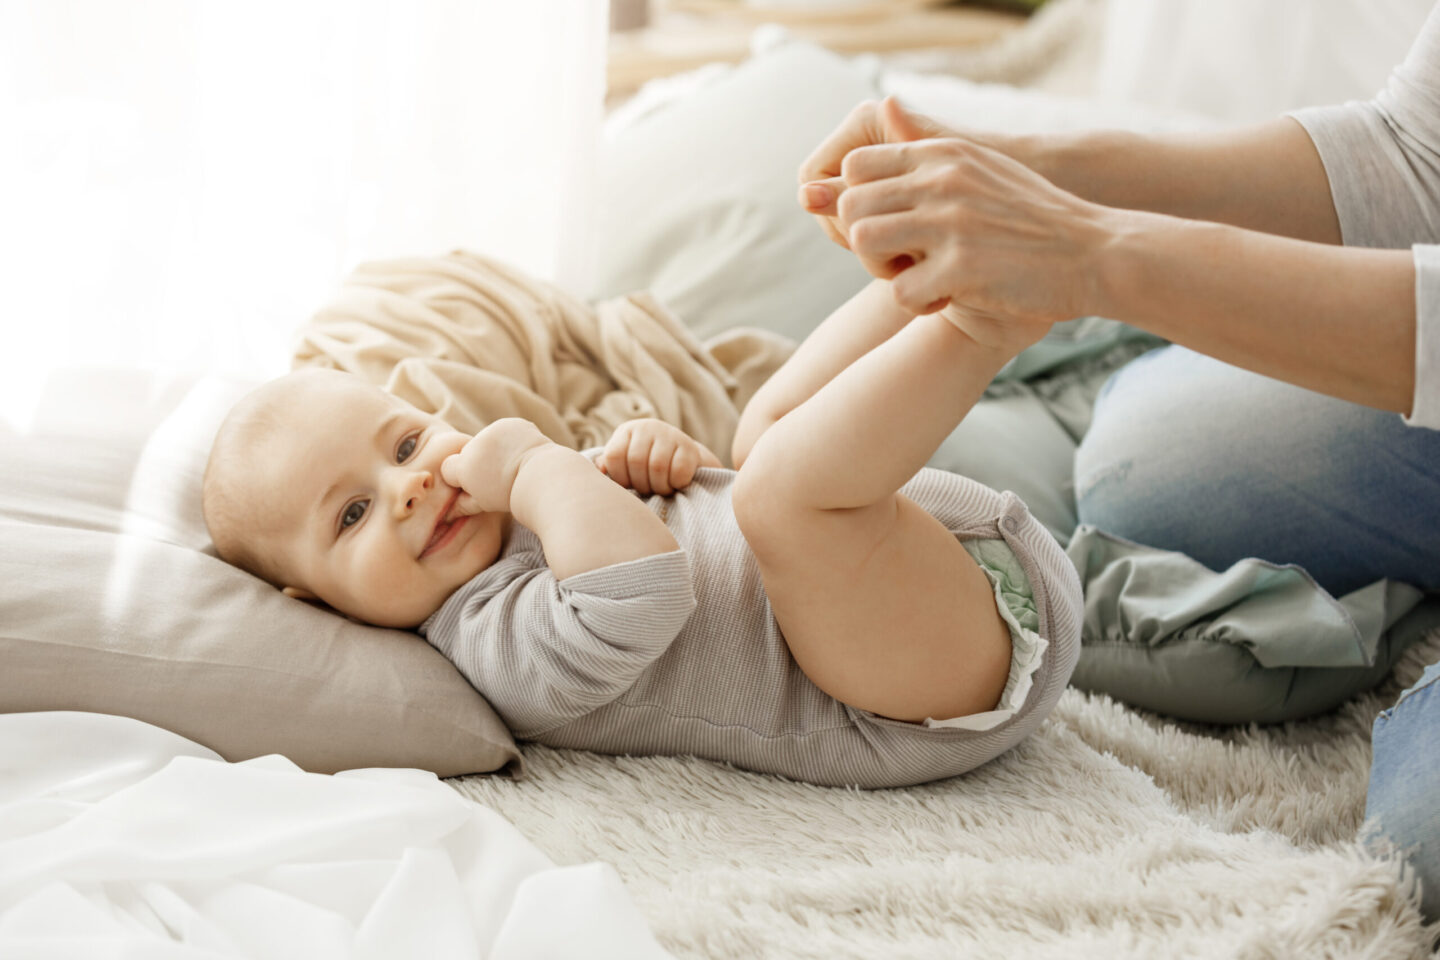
left=1287, top=2, right=1440, bottom=428
left=423, top=549, right=696, bottom=737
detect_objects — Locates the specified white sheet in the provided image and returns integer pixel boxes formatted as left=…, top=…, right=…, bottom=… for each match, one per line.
left=0, top=712, right=672, bottom=959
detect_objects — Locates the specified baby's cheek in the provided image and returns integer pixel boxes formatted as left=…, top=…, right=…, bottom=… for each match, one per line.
left=348, top=540, right=405, bottom=608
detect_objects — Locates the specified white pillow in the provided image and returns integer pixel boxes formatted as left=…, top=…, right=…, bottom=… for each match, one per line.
left=587, top=37, right=879, bottom=345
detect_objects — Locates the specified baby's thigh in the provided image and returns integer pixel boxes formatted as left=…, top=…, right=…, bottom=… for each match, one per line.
left=738, top=494, right=1012, bottom=725
left=1075, top=345, right=1440, bottom=596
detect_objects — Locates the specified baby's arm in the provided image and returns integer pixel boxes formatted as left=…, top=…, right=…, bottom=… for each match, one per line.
left=731, top=278, right=913, bottom=468
left=435, top=549, right=696, bottom=737
left=442, top=418, right=679, bottom=581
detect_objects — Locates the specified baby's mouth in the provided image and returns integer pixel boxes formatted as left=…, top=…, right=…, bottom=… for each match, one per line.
left=421, top=489, right=463, bottom=558
left=422, top=521, right=453, bottom=556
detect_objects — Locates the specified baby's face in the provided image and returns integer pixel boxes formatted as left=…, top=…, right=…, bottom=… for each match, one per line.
left=263, top=375, right=507, bottom=629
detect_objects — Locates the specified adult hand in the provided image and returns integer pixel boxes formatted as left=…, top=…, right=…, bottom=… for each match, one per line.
left=820, top=99, right=1116, bottom=330
left=798, top=97, right=954, bottom=253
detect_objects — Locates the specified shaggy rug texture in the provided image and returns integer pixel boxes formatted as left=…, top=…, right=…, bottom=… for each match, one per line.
left=448, top=631, right=1440, bottom=959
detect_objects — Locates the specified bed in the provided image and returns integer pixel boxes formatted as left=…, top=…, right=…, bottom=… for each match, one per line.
left=2, top=13, right=1437, bottom=959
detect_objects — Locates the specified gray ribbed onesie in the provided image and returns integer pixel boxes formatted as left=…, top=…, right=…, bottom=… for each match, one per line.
left=420, top=460, right=1082, bottom=788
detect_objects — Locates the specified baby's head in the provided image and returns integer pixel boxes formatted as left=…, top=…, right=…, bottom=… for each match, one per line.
left=203, top=368, right=508, bottom=629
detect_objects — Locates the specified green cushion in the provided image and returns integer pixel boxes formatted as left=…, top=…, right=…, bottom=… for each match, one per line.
left=1067, top=525, right=1440, bottom=724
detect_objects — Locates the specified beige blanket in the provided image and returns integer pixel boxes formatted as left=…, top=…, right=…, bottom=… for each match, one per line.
left=292, top=251, right=795, bottom=465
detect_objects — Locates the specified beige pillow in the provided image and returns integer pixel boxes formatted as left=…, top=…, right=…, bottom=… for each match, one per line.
left=0, top=366, right=520, bottom=777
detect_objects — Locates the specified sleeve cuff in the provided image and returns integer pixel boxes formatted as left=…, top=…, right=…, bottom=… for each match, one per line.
left=556, top=547, right=690, bottom=592
left=1404, top=244, right=1440, bottom=430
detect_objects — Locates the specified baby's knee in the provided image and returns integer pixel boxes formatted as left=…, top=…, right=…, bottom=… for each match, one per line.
left=730, top=458, right=797, bottom=555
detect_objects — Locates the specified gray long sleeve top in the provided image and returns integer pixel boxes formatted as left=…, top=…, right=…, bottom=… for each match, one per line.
left=1288, top=0, right=1440, bottom=427
left=419, top=460, right=1082, bottom=789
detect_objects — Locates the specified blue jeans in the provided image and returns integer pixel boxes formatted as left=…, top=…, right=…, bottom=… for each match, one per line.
left=1366, top=661, right=1440, bottom=922
left=1076, top=346, right=1440, bottom=597
left=1076, top=345, right=1440, bottom=922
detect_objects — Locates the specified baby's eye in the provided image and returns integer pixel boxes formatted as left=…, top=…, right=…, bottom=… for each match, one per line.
left=340, top=500, right=368, bottom=531
left=397, top=434, right=418, bottom=462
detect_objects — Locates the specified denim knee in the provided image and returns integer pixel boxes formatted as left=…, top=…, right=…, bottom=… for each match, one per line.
left=1075, top=346, right=1440, bottom=596
left=1365, top=660, right=1440, bottom=922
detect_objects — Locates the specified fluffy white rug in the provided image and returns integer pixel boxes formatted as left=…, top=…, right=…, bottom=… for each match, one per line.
left=448, top=634, right=1440, bottom=959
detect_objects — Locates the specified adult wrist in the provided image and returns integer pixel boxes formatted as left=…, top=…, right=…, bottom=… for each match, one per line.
left=1087, top=206, right=1178, bottom=322
left=995, top=131, right=1051, bottom=179
left=1010, top=129, right=1141, bottom=207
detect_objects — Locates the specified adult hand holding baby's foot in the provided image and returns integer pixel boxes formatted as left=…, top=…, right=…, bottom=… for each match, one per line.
left=440, top=418, right=555, bottom=515
left=802, top=96, right=1110, bottom=347
left=798, top=96, right=950, bottom=259
left=798, top=98, right=960, bottom=311
left=835, top=127, right=1107, bottom=336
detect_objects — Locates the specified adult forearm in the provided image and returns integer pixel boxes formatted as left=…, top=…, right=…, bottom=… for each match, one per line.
left=509, top=446, right=679, bottom=581
left=1093, top=209, right=1415, bottom=414
left=1000, top=118, right=1343, bottom=246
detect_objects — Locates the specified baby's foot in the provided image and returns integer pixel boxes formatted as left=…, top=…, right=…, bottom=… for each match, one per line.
left=938, top=301, right=1052, bottom=358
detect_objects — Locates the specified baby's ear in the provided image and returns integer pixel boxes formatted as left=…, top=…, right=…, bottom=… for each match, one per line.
left=282, top=585, right=351, bottom=621
left=283, top=586, right=338, bottom=615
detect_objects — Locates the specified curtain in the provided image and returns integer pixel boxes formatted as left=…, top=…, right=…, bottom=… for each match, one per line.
left=0, top=0, right=607, bottom=432
left=1097, top=0, right=1432, bottom=125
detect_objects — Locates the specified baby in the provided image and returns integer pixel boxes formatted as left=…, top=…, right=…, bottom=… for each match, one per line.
left=203, top=278, right=1082, bottom=788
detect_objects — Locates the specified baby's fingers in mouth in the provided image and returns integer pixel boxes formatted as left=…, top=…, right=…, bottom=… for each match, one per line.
left=451, top=493, right=483, bottom=519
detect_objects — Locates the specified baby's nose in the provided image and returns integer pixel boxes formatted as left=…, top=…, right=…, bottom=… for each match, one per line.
left=403, top=470, right=433, bottom=510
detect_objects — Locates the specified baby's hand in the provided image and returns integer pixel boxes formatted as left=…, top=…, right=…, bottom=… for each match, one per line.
left=598, top=418, right=723, bottom=496
left=440, top=418, right=554, bottom=514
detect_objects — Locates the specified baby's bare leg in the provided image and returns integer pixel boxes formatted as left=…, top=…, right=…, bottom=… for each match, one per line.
left=731, top=310, right=1015, bottom=722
